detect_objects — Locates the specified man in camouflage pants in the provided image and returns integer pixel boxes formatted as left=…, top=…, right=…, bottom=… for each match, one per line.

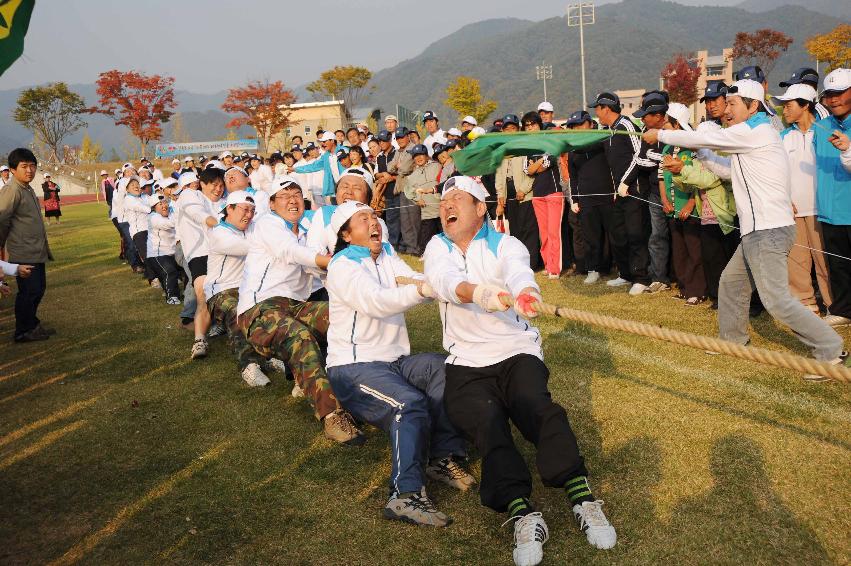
left=207, top=288, right=266, bottom=373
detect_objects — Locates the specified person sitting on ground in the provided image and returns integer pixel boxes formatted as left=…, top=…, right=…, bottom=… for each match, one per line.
left=325, top=200, right=474, bottom=527
left=236, top=175, right=364, bottom=445
left=423, top=176, right=617, bottom=566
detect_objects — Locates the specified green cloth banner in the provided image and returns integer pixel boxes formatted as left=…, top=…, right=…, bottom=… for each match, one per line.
left=452, top=130, right=616, bottom=176
left=0, top=0, right=35, bottom=77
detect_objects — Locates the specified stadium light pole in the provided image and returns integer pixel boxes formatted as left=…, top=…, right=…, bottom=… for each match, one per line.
left=567, top=2, right=595, bottom=109
left=536, top=62, right=553, bottom=102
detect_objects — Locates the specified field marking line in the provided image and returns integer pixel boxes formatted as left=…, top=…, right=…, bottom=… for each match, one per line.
left=0, top=396, right=99, bottom=448
left=0, top=420, right=87, bottom=471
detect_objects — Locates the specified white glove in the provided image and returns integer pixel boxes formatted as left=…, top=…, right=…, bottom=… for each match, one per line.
left=570, top=203, right=580, bottom=214
left=617, top=182, right=630, bottom=198
left=416, top=279, right=437, bottom=299
left=472, top=284, right=511, bottom=313
left=514, top=290, right=543, bottom=319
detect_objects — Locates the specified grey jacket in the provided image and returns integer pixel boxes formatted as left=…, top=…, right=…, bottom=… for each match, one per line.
left=387, top=149, right=414, bottom=195
left=0, top=177, right=53, bottom=263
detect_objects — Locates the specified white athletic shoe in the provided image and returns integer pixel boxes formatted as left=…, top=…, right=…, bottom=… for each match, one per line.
left=291, top=383, right=305, bottom=398
left=606, top=277, right=629, bottom=287
left=802, top=351, right=848, bottom=382
left=190, top=338, right=208, bottom=360
left=646, top=281, right=671, bottom=294
left=584, top=271, right=600, bottom=285
left=166, top=296, right=181, bottom=305
left=150, top=279, right=161, bottom=289
left=823, top=314, right=851, bottom=327
left=573, top=500, right=617, bottom=550
left=511, top=512, right=549, bottom=566
left=241, top=363, right=271, bottom=387
left=628, top=283, right=648, bottom=296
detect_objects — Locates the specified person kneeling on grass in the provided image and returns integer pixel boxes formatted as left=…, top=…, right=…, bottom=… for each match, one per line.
left=204, top=190, right=277, bottom=387
left=236, top=176, right=364, bottom=445
left=325, top=201, right=474, bottom=527
left=145, top=190, right=182, bottom=304
left=423, top=176, right=616, bottom=566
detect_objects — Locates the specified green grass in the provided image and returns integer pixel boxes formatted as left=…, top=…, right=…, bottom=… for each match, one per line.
left=1, top=203, right=849, bottom=565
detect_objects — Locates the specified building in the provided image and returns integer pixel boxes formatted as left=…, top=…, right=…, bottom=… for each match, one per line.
left=615, top=89, right=645, bottom=118
left=692, top=48, right=734, bottom=124
left=267, top=100, right=347, bottom=151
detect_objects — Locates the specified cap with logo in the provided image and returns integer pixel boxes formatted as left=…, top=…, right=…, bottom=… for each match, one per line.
left=771, top=83, right=817, bottom=106
left=461, top=115, right=478, bottom=126
left=441, top=176, right=489, bottom=202
left=225, top=190, right=256, bottom=207
left=432, top=144, right=447, bottom=157
left=318, top=131, right=336, bottom=143
left=821, top=68, right=851, bottom=96
left=394, top=126, right=409, bottom=138
left=727, top=79, right=769, bottom=113
left=734, top=66, right=766, bottom=83
left=408, top=144, right=429, bottom=156
left=331, top=200, right=374, bottom=236
left=564, top=110, right=593, bottom=127
left=269, top=175, right=301, bottom=196
left=421, top=110, right=438, bottom=123
left=633, top=91, right=669, bottom=118
left=291, top=145, right=303, bottom=153
left=537, top=101, right=554, bottom=113
left=158, top=177, right=178, bottom=189
left=699, top=81, right=728, bottom=102
left=376, top=130, right=393, bottom=142
left=588, top=91, right=621, bottom=109
left=335, top=146, right=351, bottom=159
left=502, top=114, right=520, bottom=127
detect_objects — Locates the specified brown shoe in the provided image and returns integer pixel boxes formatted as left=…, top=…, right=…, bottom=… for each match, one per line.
left=323, top=409, right=365, bottom=446
left=14, top=327, right=50, bottom=343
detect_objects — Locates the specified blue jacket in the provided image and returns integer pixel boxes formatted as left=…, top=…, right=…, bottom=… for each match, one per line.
left=813, top=113, right=851, bottom=226
left=294, top=145, right=344, bottom=197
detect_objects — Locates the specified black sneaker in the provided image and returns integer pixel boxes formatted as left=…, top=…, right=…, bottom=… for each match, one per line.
left=13, top=327, right=50, bottom=343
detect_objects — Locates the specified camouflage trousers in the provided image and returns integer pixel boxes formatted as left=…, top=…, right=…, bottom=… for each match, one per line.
left=207, top=288, right=265, bottom=371
left=238, top=296, right=338, bottom=420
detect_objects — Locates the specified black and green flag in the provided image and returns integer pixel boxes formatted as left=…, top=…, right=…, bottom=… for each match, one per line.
left=452, top=129, right=617, bottom=176
left=0, top=0, right=35, bottom=77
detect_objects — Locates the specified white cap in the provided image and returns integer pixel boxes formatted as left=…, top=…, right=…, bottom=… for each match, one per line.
left=205, top=160, right=226, bottom=170
left=447, top=127, right=462, bottom=137
left=225, top=190, right=257, bottom=207
left=141, top=178, right=155, bottom=188
left=330, top=200, right=374, bottom=236
left=821, top=68, right=851, bottom=96
left=469, top=127, right=487, bottom=139
left=0, top=165, right=9, bottom=172
left=772, top=83, right=817, bottom=105
left=158, top=177, right=178, bottom=188
left=183, top=156, right=194, bottom=163
left=117, top=176, right=137, bottom=191
left=100, top=169, right=108, bottom=175
left=219, top=151, right=233, bottom=158
left=178, top=172, right=199, bottom=188
left=356, top=123, right=369, bottom=133
left=122, top=162, right=133, bottom=169
left=146, top=193, right=165, bottom=207
left=337, top=167, right=374, bottom=190
left=269, top=175, right=302, bottom=196
left=665, top=103, right=693, bottom=131
left=441, top=176, right=489, bottom=202
left=319, top=131, right=336, bottom=142
left=44, top=173, right=51, bottom=178
left=728, top=79, right=765, bottom=103
left=172, top=158, right=180, bottom=164
left=384, top=114, right=398, bottom=122
left=538, top=101, right=554, bottom=112
left=224, top=166, right=248, bottom=178
left=461, top=115, right=478, bottom=126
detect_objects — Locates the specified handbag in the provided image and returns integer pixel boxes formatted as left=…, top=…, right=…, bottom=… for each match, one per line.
left=44, top=197, right=59, bottom=212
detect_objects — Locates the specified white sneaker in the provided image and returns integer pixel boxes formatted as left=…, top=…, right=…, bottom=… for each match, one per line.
left=802, top=351, right=848, bottom=382
left=511, top=512, right=548, bottom=566
left=628, top=283, right=648, bottom=296
left=584, top=271, right=600, bottom=285
left=150, top=279, right=161, bottom=289
left=823, top=314, right=851, bottom=327
left=166, top=296, right=181, bottom=305
left=606, top=277, right=629, bottom=287
left=646, top=281, right=671, bottom=293
left=190, top=338, right=208, bottom=360
left=264, top=357, right=288, bottom=373
left=241, top=363, right=271, bottom=387
left=573, top=500, right=617, bottom=550
left=291, top=383, right=305, bottom=398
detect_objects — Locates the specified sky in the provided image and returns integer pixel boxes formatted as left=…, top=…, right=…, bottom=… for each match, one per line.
left=0, top=0, right=743, bottom=94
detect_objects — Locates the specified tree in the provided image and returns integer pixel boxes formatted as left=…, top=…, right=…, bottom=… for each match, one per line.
left=13, top=82, right=87, bottom=163
left=79, top=133, right=103, bottom=163
left=306, top=66, right=373, bottom=117
left=731, top=29, right=793, bottom=78
left=805, top=24, right=851, bottom=73
left=90, top=70, right=177, bottom=155
left=221, top=79, right=297, bottom=152
left=444, top=76, right=498, bottom=124
left=660, top=54, right=702, bottom=106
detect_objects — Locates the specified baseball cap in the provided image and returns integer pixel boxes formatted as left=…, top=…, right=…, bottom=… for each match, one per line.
left=564, top=110, right=592, bottom=127
left=205, top=160, right=226, bottom=170
left=780, top=67, right=818, bottom=88
left=122, top=162, right=133, bottom=170
left=44, top=173, right=51, bottom=178
left=447, top=127, right=462, bottom=137
left=335, top=146, right=351, bottom=159
left=291, top=145, right=303, bottom=153
left=408, top=144, right=429, bottom=156
left=538, top=101, right=554, bottom=112
left=394, top=126, right=409, bottom=138
left=337, top=167, right=374, bottom=190
left=100, top=170, right=108, bottom=176
left=199, top=155, right=207, bottom=162
left=633, top=92, right=669, bottom=118
left=441, top=176, right=488, bottom=202
left=432, top=143, right=447, bottom=157
left=422, top=110, right=438, bottom=123
left=331, top=200, right=374, bottom=236
left=172, top=158, right=181, bottom=164
left=304, top=142, right=317, bottom=151
left=0, top=165, right=8, bottom=172
left=734, top=65, right=766, bottom=83
left=233, top=156, right=242, bottom=163
left=376, top=130, right=393, bottom=142
left=319, top=131, right=336, bottom=142
left=821, top=68, right=851, bottom=96
left=224, top=166, right=248, bottom=178
left=699, top=81, right=728, bottom=102
left=183, top=156, right=194, bottom=163
left=219, top=151, right=233, bottom=158
left=502, top=114, right=520, bottom=127
left=384, top=114, right=398, bottom=122
left=225, top=190, right=256, bottom=207
left=269, top=175, right=302, bottom=196
left=665, top=103, right=693, bottom=131
left=158, top=177, right=178, bottom=188
left=771, top=83, right=817, bottom=105
left=727, top=79, right=769, bottom=112
left=461, top=115, right=478, bottom=126
left=178, top=172, right=199, bottom=188
left=588, top=91, right=621, bottom=109
left=140, top=156, right=149, bottom=163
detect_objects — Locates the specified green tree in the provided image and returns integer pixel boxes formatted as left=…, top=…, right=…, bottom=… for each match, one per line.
left=13, top=82, right=87, bottom=163
left=444, top=76, right=497, bottom=124
left=79, top=132, right=103, bottom=163
left=306, top=66, right=373, bottom=118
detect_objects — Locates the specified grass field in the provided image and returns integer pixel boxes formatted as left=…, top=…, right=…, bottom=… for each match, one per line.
left=1, top=203, right=849, bottom=565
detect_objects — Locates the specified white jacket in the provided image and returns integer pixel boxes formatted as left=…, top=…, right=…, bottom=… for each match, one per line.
left=147, top=213, right=176, bottom=257
left=307, top=204, right=389, bottom=256
left=236, top=212, right=320, bottom=315
left=246, top=187, right=271, bottom=218
left=205, top=221, right=250, bottom=298
left=659, top=113, right=793, bottom=236
left=249, top=164, right=274, bottom=192
left=423, top=222, right=542, bottom=368
left=110, top=185, right=125, bottom=221
left=780, top=124, right=817, bottom=217
left=326, top=243, right=426, bottom=368
left=122, top=194, right=152, bottom=236
left=176, top=189, right=222, bottom=261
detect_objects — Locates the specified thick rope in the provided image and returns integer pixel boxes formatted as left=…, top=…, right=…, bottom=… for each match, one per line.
left=395, top=276, right=850, bottom=382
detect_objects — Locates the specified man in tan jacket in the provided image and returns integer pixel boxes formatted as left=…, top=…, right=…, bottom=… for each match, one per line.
left=0, top=148, right=53, bottom=343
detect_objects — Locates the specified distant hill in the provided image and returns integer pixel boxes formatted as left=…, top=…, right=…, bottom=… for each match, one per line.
left=737, top=0, right=850, bottom=21
left=364, top=0, right=846, bottom=124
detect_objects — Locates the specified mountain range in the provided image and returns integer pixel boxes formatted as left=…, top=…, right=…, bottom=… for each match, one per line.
left=0, top=0, right=847, bottom=157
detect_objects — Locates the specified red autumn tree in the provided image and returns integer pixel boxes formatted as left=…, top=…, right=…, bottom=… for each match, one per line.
left=90, top=70, right=176, bottom=154
left=221, top=79, right=298, bottom=152
left=731, top=29, right=793, bottom=77
left=661, top=54, right=702, bottom=105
